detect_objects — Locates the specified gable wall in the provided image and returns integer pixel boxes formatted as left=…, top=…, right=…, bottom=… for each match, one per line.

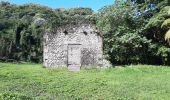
left=43, top=24, right=103, bottom=67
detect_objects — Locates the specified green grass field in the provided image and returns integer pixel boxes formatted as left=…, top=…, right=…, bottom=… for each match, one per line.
left=0, top=63, right=170, bottom=100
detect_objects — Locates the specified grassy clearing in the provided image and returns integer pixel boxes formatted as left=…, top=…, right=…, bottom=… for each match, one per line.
left=0, top=63, right=170, bottom=100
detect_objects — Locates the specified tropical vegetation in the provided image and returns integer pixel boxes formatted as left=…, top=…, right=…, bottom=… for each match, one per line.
left=0, top=0, right=170, bottom=65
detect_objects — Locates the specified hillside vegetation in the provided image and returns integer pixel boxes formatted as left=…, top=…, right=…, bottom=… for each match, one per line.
left=0, top=0, right=170, bottom=65
left=0, top=63, right=170, bottom=99
left=0, top=2, right=94, bottom=63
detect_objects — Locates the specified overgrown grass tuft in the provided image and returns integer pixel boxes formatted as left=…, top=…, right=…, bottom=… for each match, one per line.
left=0, top=63, right=170, bottom=99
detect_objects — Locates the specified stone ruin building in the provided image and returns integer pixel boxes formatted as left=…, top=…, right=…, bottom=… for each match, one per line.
left=43, top=21, right=110, bottom=71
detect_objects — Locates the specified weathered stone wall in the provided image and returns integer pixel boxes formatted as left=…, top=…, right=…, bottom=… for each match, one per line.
left=43, top=23, right=103, bottom=68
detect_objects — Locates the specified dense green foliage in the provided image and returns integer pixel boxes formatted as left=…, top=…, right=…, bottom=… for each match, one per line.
left=97, top=0, right=170, bottom=65
left=0, top=2, right=94, bottom=63
left=0, top=63, right=170, bottom=99
left=0, top=2, right=55, bottom=62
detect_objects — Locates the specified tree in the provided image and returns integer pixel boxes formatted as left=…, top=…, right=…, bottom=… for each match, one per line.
left=97, top=0, right=170, bottom=65
left=161, top=7, right=170, bottom=45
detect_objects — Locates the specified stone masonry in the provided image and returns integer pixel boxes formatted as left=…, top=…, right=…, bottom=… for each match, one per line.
left=43, top=23, right=105, bottom=68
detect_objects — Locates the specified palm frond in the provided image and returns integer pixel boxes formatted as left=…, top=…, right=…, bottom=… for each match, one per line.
left=162, top=18, right=170, bottom=28
left=165, top=29, right=170, bottom=44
